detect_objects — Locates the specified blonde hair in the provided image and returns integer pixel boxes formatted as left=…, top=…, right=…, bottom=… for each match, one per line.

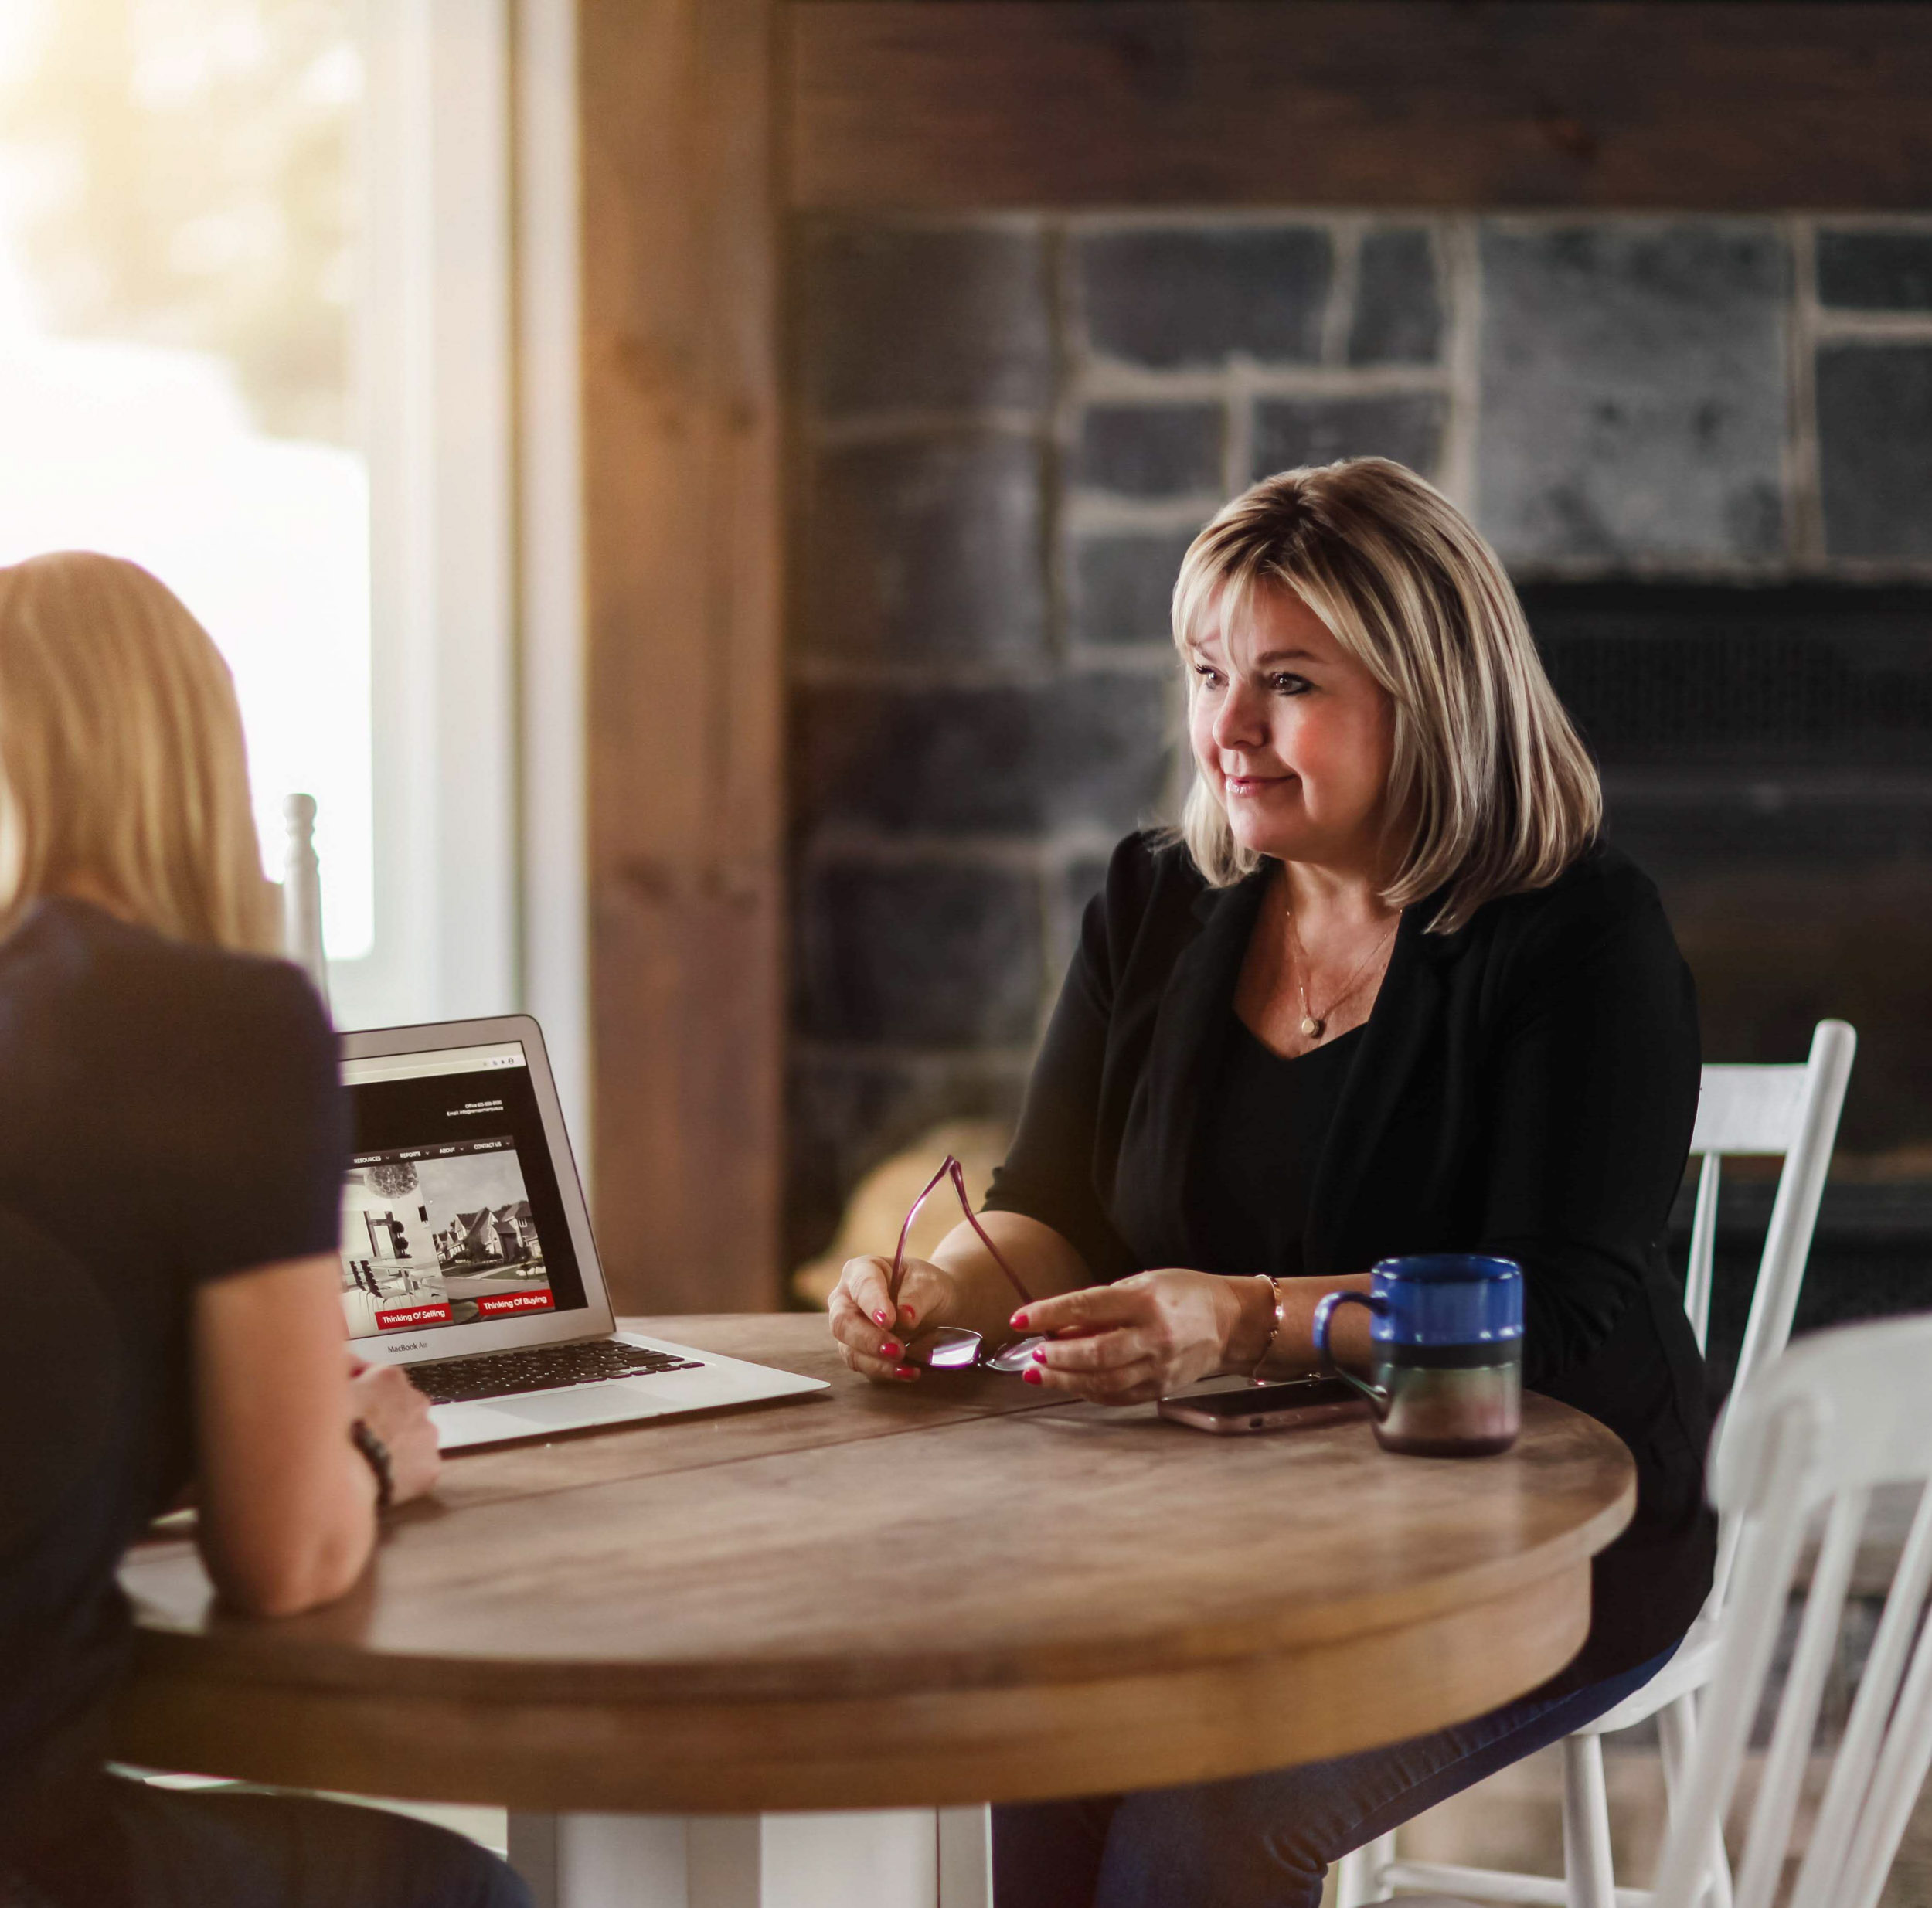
left=1172, top=459, right=1601, bottom=933
left=0, top=552, right=277, bottom=954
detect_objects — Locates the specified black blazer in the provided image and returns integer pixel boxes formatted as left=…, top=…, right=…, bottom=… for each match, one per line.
left=985, top=832, right=1716, bottom=1695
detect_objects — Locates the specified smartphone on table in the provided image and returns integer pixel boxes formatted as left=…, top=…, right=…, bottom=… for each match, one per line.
left=1157, top=1376, right=1371, bottom=1436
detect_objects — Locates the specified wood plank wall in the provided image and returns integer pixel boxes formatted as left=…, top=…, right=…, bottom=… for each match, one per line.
left=577, top=0, right=1927, bottom=1313
left=789, top=3, right=1932, bottom=211
left=579, top=0, right=784, bottom=1313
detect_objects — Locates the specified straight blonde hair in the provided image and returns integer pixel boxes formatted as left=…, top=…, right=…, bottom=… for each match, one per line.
left=1173, top=459, right=1601, bottom=933
left=0, top=552, right=277, bottom=955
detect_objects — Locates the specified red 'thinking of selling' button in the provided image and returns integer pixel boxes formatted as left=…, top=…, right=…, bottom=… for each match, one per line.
left=376, top=1302, right=453, bottom=1329
left=475, top=1290, right=556, bottom=1318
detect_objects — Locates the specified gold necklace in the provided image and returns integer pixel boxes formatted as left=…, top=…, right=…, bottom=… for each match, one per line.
left=1284, top=906, right=1398, bottom=1040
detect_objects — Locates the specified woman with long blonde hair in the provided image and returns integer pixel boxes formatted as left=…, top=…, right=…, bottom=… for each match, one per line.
left=0, top=553, right=528, bottom=1907
left=828, top=462, right=1713, bottom=1906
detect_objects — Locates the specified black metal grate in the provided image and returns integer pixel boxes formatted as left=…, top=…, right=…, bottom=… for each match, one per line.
left=1519, top=583, right=1932, bottom=767
left=1516, top=580, right=1932, bottom=1173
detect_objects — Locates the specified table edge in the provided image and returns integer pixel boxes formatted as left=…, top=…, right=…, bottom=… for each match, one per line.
left=122, top=1406, right=1635, bottom=1705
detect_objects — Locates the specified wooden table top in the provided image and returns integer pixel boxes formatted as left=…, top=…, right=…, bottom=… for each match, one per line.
left=114, top=1315, right=1635, bottom=1813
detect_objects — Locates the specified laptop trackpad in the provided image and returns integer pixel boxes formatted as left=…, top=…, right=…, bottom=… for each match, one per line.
left=496, top=1383, right=637, bottom=1427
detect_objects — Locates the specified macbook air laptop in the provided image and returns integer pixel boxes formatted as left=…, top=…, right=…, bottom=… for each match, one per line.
left=337, top=1015, right=826, bottom=1450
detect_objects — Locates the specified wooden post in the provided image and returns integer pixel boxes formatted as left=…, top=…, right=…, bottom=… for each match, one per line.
left=578, top=0, right=784, bottom=1312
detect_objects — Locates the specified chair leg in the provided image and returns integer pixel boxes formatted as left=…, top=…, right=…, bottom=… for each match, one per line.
left=1657, top=1696, right=1734, bottom=1908
left=1561, top=1733, right=1617, bottom=1908
left=1657, top=1693, right=1690, bottom=1801
left=1333, top=1843, right=1370, bottom=1908
left=1334, top=1831, right=1396, bottom=1908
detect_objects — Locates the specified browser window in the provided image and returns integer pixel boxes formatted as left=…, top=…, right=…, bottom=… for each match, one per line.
left=337, top=1042, right=589, bottom=1341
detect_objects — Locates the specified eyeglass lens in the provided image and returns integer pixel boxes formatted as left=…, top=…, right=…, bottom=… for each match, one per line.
left=889, top=1158, right=1045, bottom=1373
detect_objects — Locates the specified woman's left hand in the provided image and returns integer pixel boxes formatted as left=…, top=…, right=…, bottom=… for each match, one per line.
left=1013, top=1270, right=1252, bottom=1406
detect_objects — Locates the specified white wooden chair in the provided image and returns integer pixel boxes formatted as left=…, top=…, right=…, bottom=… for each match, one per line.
left=281, top=791, right=330, bottom=1011
left=1339, top=1019, right=1858, bottom=1908
left=1648, top=1314, right=1932, bottom=1908
left=1362, top=1314, right=1932, bottom=1908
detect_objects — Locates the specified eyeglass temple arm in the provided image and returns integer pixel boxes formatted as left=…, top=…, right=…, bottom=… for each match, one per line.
left=947, top=1159, right=1034, bottom=1307
left=887, top=1161, right=954, bottom=1310
left=887, top=1157, right=1036, bottom=1311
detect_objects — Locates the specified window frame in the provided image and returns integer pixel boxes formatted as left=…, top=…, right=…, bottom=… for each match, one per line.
left=332, top=0, right=518, bottom=1036
left=332, top=0, right=589, bottom=1155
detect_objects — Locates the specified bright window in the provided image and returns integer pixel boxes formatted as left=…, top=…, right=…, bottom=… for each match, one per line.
left=0, top=0, right=375, bottom=955
left=0, top=0, right=548, bottom=1065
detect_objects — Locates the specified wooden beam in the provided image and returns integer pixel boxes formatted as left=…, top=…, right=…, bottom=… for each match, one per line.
left=789, top=2, right=1932, bottom=212
left=579, top=0, right=784, bottom=1311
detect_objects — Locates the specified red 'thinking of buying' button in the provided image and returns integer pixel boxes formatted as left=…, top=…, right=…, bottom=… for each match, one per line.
left=475, top=1290, right=555, bottom=1318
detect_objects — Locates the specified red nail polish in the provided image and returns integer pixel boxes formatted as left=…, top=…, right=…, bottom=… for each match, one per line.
left=896, top=1365, right=919, bottom=1381
left=879, top=1339, right=901, bottom=1359
left=1010, top=1311, right=1029, bottom=1330
left=1022, top=1367, right=1043, bottom=1386
left=900, top=1304, right=917, bottom=1324
left=874, top=1310, right=891, bottom=1326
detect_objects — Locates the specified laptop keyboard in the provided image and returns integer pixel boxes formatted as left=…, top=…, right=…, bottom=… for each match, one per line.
left=406, top=1340, right=706, bottom=1406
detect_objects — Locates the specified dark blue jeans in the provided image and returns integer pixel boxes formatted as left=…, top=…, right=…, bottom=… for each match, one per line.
left=0, top=1772, right=532, bottom=1908
left=993, top=1643, right=1678, bottom=1908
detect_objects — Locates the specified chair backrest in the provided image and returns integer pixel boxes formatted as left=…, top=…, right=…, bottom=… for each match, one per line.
left=281, top=791, right=331, bottom=1010
left=1685, top=1020, right=1855, bottom=1405
left=1651, top=1314, right=1932, bottom=1908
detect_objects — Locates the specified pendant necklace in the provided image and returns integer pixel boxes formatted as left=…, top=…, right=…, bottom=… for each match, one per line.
left=1284, top=906, right=1398, bottom=1041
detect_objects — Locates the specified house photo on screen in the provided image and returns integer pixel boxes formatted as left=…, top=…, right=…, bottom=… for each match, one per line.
left=338, top=1138, right=549, bottom=1338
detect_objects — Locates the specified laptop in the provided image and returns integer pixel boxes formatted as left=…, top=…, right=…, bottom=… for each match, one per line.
left=337, top=1015, right=827, bottom=1450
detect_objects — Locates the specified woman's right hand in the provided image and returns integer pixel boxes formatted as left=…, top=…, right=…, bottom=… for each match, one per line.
left=346, top=1358, right=442, bottom=1505
left=828, top=1253, right=961, bottom=1383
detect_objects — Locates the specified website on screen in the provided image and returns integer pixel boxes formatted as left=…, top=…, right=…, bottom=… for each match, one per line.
left=338, top=1043, right=588, bottom=1340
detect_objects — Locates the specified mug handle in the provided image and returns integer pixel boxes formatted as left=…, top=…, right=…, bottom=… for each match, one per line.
left=1311, top=1290, right=1390, bottom=1411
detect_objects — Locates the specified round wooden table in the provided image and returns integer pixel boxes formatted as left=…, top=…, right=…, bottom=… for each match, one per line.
left=114, top=1315, right=1634, bottom=1908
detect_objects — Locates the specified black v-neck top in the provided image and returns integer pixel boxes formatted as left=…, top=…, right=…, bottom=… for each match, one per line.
left=1193, top=1017, right=1366, bottom=1282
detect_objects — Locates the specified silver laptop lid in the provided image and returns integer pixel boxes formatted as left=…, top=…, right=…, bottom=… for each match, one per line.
left=336, top=1015, right=616, bottom=1366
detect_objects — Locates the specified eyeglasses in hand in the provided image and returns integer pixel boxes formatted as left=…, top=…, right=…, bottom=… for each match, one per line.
left=888, top=1155, right=1048, bottom=1374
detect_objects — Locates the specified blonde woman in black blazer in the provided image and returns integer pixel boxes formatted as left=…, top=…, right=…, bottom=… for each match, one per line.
left=828, top=460, right=1712, bottom=1908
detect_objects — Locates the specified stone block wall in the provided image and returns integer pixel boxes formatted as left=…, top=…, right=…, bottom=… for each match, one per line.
left=787, top=213, right=1932, bottom=1268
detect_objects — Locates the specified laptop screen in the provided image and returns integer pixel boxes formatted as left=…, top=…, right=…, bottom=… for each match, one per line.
left=337, top=1039, right=591, bottom=1343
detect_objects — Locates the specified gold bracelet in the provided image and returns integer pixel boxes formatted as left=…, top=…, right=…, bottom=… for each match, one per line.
left=1250, top=1274, right=1284, bottom=1385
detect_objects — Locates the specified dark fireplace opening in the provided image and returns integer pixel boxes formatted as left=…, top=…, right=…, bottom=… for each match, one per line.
left=1522, top=580, right=1932, bottom=1388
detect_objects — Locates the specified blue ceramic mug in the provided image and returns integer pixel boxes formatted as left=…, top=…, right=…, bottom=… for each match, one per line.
left=1311, top=1254, right=1523, bottom=1457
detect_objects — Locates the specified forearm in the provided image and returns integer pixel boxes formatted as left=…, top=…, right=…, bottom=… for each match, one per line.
left=928, top=1210, right=1092, bottom=1345
left=927, top=1242, right=1382, bottom=1375
left=193, top=1255, right=379, bottom=1618
left=1015, top=1264, right=1380, bottom=1406
left=199, top=1446, right=376, bottom=1617
left=1223, top=1270, right=1378, bottom=1377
